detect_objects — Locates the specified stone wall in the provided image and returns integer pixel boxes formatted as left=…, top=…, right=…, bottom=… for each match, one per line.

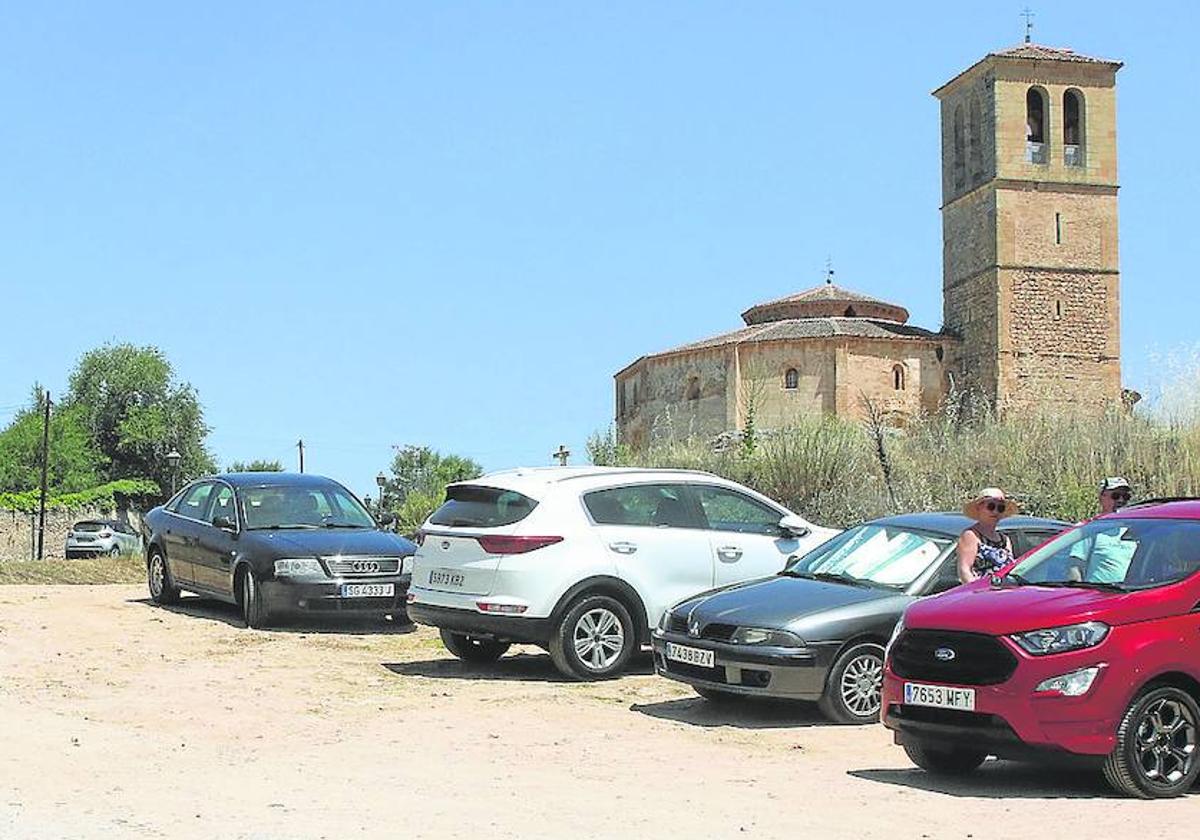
left=737, top=342, right=834, bottom=430
left=943, top=268, right=1000, bottom=402
left=616, top=348, right=731, bottom=447
left=0, top=507, right=143, bottom=561
left=939, top=66, right=997, bottom=205
left=836, top=339, right=952, bottom=419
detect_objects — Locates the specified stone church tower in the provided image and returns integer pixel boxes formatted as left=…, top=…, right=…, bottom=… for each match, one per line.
left=934, top=44, right=1123, bottom=411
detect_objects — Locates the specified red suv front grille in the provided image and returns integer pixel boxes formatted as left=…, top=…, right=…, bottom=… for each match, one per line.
left=890, top=630, right=1018, bottom=686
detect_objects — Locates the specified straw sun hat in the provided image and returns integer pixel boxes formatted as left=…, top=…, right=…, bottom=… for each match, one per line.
left=963, top=488, right=1019, bottom=519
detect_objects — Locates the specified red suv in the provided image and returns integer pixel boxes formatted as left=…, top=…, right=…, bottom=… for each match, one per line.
left=882, top=499, right=1200, bottom=798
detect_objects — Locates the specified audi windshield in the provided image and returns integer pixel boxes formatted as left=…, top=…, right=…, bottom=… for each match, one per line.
left=242, top=484, right=376, bottom=530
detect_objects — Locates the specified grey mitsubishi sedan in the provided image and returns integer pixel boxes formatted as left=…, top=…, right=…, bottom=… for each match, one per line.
left=652, top=512, right=1068, bottom=723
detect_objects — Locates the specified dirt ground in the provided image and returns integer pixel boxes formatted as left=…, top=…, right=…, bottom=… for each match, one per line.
left=0, top=586, right=1194, bottom=839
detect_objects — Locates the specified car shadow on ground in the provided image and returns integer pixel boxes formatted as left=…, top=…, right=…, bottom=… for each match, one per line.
left=383, top=650, right=656, bottom=684
left=630, top=695, right=833, bottom=729
left=849, top=759, right=1133, bottom=800
left=128, top=596, right=416, bottom=635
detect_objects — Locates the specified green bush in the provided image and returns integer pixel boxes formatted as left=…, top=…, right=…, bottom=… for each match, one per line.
left=0, top=479, right=160, bottom=514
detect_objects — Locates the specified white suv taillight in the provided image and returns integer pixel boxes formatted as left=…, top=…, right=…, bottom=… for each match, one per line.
left=475, top=535, right=563, bottom=554
left=476, top=602, right=529, bottom=614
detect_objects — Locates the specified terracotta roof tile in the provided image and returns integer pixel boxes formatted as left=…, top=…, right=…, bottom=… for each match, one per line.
left=989, top=43, right=1120, bottom=65
left=750, top=283, right=899, bottom=309
left=655, top=317, right=945, bottom=356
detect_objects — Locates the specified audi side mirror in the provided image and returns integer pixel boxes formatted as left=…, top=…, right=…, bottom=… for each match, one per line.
left=778, top=514, right=811, bottom=539
left=212, top=515, right=237, bottom=532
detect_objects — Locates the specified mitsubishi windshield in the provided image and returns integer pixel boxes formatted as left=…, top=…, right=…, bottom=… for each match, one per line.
left=786, top=524, right=954, bottom=589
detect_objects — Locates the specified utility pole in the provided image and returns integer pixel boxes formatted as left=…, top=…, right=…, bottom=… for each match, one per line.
left=297, top=439, right=305, bottom=473
left=36, top=391, right=51, bottom=561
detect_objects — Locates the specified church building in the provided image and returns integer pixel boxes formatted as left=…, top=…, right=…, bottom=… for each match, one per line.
left=614, top=42, right=1124, bottom=447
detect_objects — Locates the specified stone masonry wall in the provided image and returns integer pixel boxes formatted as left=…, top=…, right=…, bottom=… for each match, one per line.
left=0, top=507, right=114, bottom=561
left=736, top=343, right=834, bottom=430
left=616, top=348, right=731, bottom=447
left=943, top=269, right=1000, bottom=402
left=939, top=67, right=997, bottom=205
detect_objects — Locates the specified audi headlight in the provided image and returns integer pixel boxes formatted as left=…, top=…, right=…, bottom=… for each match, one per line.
left=730, top=627, right=805, bottom=647
left=273, top=558, right=325, bottom=577
left=1034, top=665, right=1102, bottom=697
left=1011, top=621, right=1109, bottom=656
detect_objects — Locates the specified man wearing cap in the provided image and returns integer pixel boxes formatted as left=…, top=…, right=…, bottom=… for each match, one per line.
left=1068, top=478, right=1136, bottom=583
left=1097, top=477, right=1133, bottom=516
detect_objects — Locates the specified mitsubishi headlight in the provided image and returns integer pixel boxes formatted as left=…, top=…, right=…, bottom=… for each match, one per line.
left=273, top=558, right=325, bottom=577
left=658, top=609, right=672, bottom=632
left=730, top=627, right=805, bottom=647
left=1034, top=665, right=1102, bottom=697
left=401, top=555, right=414, bottom=575
left=1011, top=621, right=1109, bottom=656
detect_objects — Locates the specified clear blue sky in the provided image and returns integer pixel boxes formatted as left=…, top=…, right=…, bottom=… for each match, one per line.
left=2, top=2, right=1196, bottom=497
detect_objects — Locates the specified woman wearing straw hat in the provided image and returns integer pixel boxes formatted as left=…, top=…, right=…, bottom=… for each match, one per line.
left=956, top=488, right=1019, bottom=584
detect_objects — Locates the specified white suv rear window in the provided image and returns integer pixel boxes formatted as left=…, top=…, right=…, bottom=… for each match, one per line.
left=429, top=485, right=538, bottom=528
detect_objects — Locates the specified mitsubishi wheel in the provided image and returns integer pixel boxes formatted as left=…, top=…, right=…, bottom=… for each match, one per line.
left=818, top=643, right=884, bottom=724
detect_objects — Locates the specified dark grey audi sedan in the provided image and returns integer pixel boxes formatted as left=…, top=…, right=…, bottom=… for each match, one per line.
left=143, top=472, right=416, bottom=628
left=652, top=512, right=1068, bottom=723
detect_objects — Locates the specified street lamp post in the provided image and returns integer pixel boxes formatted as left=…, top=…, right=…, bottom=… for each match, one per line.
left=375, top=472, right=388, bottom=526
left=166, top=450, right=182, bottom=495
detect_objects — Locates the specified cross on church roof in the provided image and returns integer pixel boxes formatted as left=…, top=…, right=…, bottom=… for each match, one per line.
left=1022, top=7, right=1034, bottom=43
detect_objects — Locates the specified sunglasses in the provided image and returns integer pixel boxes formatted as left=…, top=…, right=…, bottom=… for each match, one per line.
left=1110, top=491, right=1131, bottom=502
left=983, top=500, right=1006, bottom=513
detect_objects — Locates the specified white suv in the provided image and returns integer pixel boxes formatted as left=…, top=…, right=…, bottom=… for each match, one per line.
left=407, top=467, right=836, bottom=679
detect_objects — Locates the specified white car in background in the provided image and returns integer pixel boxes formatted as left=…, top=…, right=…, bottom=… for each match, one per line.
left=407, top=467, right=837, bottom=680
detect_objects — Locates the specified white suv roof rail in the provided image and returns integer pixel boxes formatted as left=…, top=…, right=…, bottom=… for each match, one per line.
left=448, top=466, right=722, bottom=489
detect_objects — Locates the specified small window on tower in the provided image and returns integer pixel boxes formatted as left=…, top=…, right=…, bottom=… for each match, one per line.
left=844, top=306, right=857, bottom=317
left=685, top=377, right=700, bottom=401
left=892, top=365, right=905, bottom=391
left=784, top=368, right=799, bottom=390
left=1054, top=300, right=1063, bottom=320
left=1055, top=212, right=1062, bottom=245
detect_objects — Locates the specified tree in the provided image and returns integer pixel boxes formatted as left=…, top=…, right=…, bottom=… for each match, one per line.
left=227, top=459, right=284, bottom=473
left=0, top=386, right=104, bottom=493
left=65, top=343, right=216, bottom=491
left=382, top=445, right=482, bottom=532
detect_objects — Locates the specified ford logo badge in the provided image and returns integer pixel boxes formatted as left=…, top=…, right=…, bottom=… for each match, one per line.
left=934, top=647, right=956, bottom=661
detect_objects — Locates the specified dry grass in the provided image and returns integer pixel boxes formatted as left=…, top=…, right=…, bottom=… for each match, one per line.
left=593, top=384, right=1200, bottom=527
left=0, top=554, right=143, bottom=585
